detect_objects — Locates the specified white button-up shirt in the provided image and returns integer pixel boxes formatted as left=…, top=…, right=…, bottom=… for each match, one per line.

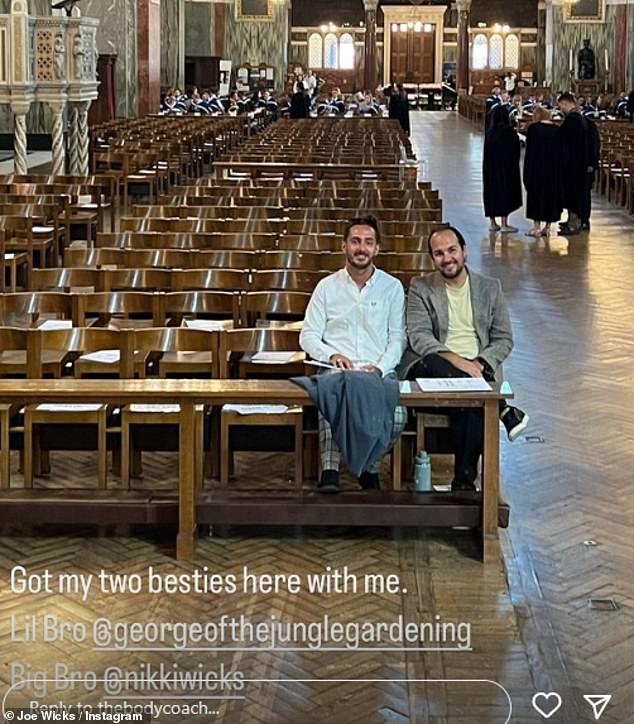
left=300, top=267, right=406, bottom=376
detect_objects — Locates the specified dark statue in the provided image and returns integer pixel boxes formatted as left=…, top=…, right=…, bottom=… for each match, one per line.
left=577, top=39, right=595, bottom=80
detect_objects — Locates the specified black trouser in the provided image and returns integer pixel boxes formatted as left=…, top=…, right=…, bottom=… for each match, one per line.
left=408, top=354, right=505, bottom=486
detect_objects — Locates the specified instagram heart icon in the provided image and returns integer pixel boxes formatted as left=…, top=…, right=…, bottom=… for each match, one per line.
left=532, top=692, right=563, bottom=719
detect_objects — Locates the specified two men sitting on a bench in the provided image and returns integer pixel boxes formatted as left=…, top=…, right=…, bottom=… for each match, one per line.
left=300, top=217, right=529, bottom=493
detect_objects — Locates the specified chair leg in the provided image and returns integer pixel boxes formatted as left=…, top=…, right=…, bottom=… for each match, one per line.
left=24, top=413, right=33, bottom=489
left=1, top=409, right=9, bottom=488
left=220, top=417, right=229, bottom=487
left=97, top=410, right=107, bottom=489
left=120, top=411, right=130, bottom=489
left=294, top=420, right=303, bottom=490
left=391, top=438, right=402, bottom=491
left=195, top=409, right=203, bottom=492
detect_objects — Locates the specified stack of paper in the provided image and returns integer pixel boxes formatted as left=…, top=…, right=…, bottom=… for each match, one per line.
left=416, top=378, right=492, bottom=392
left=223, top=404, right=289, bottom=415
left=251, top=351, right=303, bottom=364
left=184, top=318, right=233, bottom=331
left=79, top=349, right=120, bottom=364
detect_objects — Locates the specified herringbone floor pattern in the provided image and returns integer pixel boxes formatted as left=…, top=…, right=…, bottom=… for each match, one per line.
left=1, top=113, right=633, bottom=722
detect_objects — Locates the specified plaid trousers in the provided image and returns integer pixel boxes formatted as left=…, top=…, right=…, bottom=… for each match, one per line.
left=319, top=404, right=407, bottom=473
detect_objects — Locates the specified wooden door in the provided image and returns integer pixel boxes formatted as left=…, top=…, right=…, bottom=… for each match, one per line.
left=390, top=26, right=435, bottom=84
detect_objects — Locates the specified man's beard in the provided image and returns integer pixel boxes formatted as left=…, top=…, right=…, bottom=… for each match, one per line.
left=347, top=253, right=373, bottom=270
left=438, top=259, right=464, bottom=279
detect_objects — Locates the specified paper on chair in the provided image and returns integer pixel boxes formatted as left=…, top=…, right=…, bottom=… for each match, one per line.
left=32, top=225, right=54, bottom=233
left=416, top=377, right=492, bottom=392
left=223, top=404, right=289, bottom=415
left=184, top=319, right=233, bottom=331
left=38, top=319, right=73, bottom=330
left=36, top=403, right=103, bottom=412
left=4, top=253, right=15, bottom=260
left=399, top=380, right=411, bottom=393
left=251, top=351, right=303, bottom=364
left=79, top=349, right=120, bottom=364
left=129, top=404, right=181, bottom=413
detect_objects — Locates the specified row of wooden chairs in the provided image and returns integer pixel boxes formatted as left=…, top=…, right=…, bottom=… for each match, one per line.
left=0, top=290, right=309, bottom=331
left=0, top=326, right=302, bottom=489
left=596, top=122, right=634, bottom=213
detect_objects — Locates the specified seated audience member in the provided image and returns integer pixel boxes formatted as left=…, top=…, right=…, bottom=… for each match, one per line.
left=299, top=216, right=407, bottom=494
left=330, top=88, right=346, bottom=114
left=161, top=93, right=179, bottom=114
left=358, top=91, right=380, bottom=115
left=612, top=91, right=627, bottom=118
left=399, top=226, right=529, bottom=492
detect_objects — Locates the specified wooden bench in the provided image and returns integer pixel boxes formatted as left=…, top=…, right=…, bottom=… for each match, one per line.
left=0, top=377, right=511, bottom=564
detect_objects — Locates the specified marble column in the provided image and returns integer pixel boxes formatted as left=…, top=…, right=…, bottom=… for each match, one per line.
left=456, top=0, right=472, bottom=94
left=363, top=0, right=379, bottom=92
left=68, top=104, right=79, bottom=175
left=76, top=101, right=91, bottom=176
left=138, top=0, right=161, bottom=116
left=49, top=102, right=66, bottom=176
left=614, top=2, right=628, bottom=94
left=11, top=102, right=30, bottom=176
left=544, top=0, right=554, bottom=87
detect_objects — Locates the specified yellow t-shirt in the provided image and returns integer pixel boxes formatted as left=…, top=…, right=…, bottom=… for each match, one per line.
left=445, top=280, right=479, bottom=360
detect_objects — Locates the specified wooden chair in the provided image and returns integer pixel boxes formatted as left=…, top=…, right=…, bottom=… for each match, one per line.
left=161, top=290, right=240, bottom=329
left=173, top=269, right=249, bottom=292
left=217, top=328, right=305, bottom=487
left=119, top=327, right=217, bottom=489
left=23, top=327, right=131, bottom=488
left=0, top=229, right=28, bottom=292
left=30, top=268, right=104, bottom=293
left=0, top=292, right=74, bottom=329
left=240, top=290, right=310, bottom=328
left=0, top=328, right=38, bottom=488
left=250, top=269, right=327, bottom=293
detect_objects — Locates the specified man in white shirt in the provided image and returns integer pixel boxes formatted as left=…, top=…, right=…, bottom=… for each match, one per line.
left=399, top=226, right=529, bottom=491
left=300, top=216, right=407, bottom=493
left=304, top=69, right=317, bottom=98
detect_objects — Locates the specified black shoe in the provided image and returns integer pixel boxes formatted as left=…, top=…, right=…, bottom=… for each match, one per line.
left=451, top=479, right=477, bottom=493
left=500, top=406, right=529, bottom=442
left=581, top=222, right=590, bottom=231
left=358, top=471, right=380, bottom=490
left=318, top=469, right=340, bottom=494
left=558, top=225, right=580, bottom=236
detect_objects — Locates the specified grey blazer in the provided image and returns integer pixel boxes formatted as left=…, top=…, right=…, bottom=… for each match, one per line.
left=398, top=268, right=513, bottom=378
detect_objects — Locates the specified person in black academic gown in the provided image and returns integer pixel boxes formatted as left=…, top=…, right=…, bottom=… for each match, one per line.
left=289, top=82, right=311, bottom=119
left=523, top=106, right=562, bottom=237
left=557, top=92, right=593, bottom=235
left=628, top=90, right=634, bottom=123
left=482, top=105, right=522, bottom=233
left=388, top=84, right=410, bottom=136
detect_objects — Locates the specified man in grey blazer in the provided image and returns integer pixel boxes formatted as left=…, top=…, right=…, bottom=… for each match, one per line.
left=400, top=226, right=528, bottom=491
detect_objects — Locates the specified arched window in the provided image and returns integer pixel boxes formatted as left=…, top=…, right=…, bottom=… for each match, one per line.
left=339, top=33, right=354, bottom=70
left=324, top=33, right=338, bottom=69
left=505, top=33, right=519, bottom=69
left=308, top=33, right=323, bottom=69
left=472, top=34, right=488, bottom=70
left=489, top=34, right=503, bottom=69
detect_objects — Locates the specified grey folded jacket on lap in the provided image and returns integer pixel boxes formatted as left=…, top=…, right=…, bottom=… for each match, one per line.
left=291, top=371, right=400, bottom=477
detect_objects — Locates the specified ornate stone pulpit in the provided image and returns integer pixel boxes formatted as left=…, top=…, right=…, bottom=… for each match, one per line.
left=0, top=0, right=99, bottom=175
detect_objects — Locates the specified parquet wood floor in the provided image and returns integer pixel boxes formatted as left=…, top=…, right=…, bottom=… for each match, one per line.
left=1, top=113, right=633, bottom=722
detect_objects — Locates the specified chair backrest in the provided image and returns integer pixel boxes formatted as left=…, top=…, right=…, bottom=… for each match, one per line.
left=30, top=268, right=104, bottom=292
left=250, top=269, right=327, bottom=293
left=218, top=327, right=302, bottom=378
left=129, top=327, right=218, bottom=377
left=74, top=291, right=161, bottom=327
left=34, top=327, right=133, bottom=378
left=240, top=290, right=311, bottom=327
left=173, top=269, right=249, bottom=292
left=161, top=291, right=239, bottom=326
left=0, top=292, right=74, bottom=327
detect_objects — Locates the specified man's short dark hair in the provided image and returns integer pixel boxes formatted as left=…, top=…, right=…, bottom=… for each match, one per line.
left=344, top=215, right=381, bottom=244
left=427, top=225, right=467, bottom=254
left=558, top=92, right=576, bottom=104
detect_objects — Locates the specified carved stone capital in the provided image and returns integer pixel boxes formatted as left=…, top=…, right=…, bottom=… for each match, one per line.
left=363, top=0, right=379, bottom=12
left=456, top=0, right=472, bottom=13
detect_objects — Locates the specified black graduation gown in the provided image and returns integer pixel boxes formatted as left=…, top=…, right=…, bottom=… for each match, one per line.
left=558, top=110, right=591, bottom=215
left=482, top=128, right=522, bottom=217
left=482, top=127, right=522, bottom=217
left=523, top=122, right=562, bottom=222
left=289, top=91, right=310, bottom=119
left=389, top=94, right=410, bottom=135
